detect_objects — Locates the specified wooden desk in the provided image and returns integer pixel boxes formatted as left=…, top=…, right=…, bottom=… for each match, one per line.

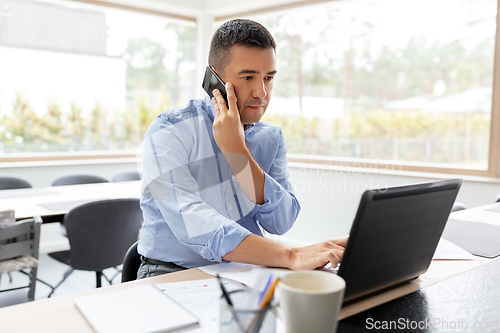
left=0, top=268, right=212, bottom=333
left=0, top=181, right=141, bottom=222
left=1, top=201, right=497, bottom=332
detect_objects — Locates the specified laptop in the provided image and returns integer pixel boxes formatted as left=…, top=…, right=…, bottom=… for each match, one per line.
left=334, top=179, right=462, bottom=302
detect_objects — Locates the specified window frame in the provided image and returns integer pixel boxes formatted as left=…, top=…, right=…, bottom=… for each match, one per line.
left=1, top=0, right=500, bottom=180
left=216, top=0, right=500, bottom=180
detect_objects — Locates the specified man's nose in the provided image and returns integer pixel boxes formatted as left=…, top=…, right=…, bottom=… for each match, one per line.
left=252, top=80, right=267, bottom=100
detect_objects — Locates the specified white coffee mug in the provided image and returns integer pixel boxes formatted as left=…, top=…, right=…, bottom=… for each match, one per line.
left=278, top=271, right=345, bottom=333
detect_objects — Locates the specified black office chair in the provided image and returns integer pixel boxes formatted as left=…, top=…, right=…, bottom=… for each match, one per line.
left=51, top=174, right=108, bottom=186
left=50, top=173, right=109, bottom=237
left=451, top=202, right=467, bottom=212
left=496, top=194, right=500, bottom=203
left=121, top=240, right=141, bottom=283
left=0, top=217, right=43, bottom=301
left=112, top=171, right=141, bottom=183
left=0, top=175, right=32, bottom=190
left=47, top=198, right=143, bottom=297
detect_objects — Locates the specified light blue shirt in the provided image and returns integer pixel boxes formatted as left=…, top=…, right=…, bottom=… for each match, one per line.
left=138, top=96, right=300, bottom=268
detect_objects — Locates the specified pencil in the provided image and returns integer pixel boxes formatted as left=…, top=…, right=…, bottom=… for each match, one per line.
left=258, top=276, right=279, bottom=309
left=246, top=276, right=279, bottom=333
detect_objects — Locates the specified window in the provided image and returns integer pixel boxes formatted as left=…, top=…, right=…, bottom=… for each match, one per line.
left=246, top=0, right=497, bottom=173
left=0, top=0, right=196, bottom=155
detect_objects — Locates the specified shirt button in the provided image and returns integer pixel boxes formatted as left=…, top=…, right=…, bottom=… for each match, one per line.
left=229, top=205, right=232, bottom=210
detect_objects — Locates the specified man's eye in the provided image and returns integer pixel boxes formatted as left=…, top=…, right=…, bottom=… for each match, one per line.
left=243, top=76, right=252, bottom=80
left=265, top=76, right=274, bottom=81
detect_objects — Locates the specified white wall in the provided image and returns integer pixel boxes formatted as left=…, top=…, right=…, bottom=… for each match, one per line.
left=1, top=160, right=499, bottom=252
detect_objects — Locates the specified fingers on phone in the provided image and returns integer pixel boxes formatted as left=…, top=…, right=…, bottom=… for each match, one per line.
left=212, top=89, right=224, bottom=103
left=211, top=97, right=221, bottom=115
left=225, top=83, right=237, bottom=109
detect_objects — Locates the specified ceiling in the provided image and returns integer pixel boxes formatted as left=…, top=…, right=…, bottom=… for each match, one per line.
left=96, top=0, right=322, bottom=21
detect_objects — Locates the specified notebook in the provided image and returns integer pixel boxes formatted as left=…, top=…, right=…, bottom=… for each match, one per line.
left=75, top=284, right=199, bottom=333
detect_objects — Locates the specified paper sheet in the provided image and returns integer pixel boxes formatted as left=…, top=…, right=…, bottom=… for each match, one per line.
left=156, top=278, right=285, bottom=333
left=442, top=219, right=500, bottom=258
left=198, top=262, right=291, bottom=286
left=450, top=205, right=500, bottom=226
left=432, top=238, right=477, bottom=260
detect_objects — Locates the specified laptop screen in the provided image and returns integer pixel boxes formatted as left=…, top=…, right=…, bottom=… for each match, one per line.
left=338, top=179, right=461, bottom=302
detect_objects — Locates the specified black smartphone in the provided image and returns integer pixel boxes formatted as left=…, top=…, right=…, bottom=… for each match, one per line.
left=202, top=66, right=228, bottom=106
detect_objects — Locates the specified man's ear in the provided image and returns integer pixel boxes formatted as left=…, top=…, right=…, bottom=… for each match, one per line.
left=212, top=66, right=223, bottom=79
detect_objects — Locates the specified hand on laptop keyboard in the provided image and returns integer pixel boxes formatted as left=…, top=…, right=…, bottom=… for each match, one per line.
left=288, top=236, right=348, bottom=271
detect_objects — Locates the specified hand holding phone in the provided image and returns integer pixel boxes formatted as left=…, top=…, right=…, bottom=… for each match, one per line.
left=208, top=74, right=246, bottom=155
left=202, top=66, right=228, bottom=106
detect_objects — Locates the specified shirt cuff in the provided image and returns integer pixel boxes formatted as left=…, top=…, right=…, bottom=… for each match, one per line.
left=201, top=223, right=252, bottom=262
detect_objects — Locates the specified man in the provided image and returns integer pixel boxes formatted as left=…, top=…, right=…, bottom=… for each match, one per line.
left=137, top=19, right=346, bottom=279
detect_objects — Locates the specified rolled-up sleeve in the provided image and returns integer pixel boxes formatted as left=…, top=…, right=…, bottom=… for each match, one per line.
left=253, top=130, right=301, bottom=235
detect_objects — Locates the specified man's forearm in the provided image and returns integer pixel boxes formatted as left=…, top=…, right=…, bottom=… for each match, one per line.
left=225, top=150, right=265, bottom=205
left=222, top=234, right=348, bottom=271
left=222, top=234, right=292, bottom=268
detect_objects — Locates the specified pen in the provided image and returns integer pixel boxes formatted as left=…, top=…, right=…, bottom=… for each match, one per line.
left=216, top=274, right=246, bottom=332
left=216, top=274, right=233, bottom=306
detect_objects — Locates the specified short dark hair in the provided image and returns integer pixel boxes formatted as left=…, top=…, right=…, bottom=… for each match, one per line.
left=208, top=19, right=276, bottom=76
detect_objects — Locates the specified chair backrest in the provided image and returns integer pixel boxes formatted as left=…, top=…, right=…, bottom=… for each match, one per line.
left=63, top=199, right=143, bottom=272
left=0, top=217, right=42, bottom=262
left=451, top=201, right=467, bottom=212
left=112, top=171, right=141, bottom=183
left=51, top=174, right=108, bottom=187
left=0, top=175, right=33, bottom=190
left=121, top=240, right=141, bottom=283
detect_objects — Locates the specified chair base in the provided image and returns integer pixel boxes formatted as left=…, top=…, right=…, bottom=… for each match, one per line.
left=47, top=267, right=75, bottom=298
left=47, top=250, right=118, bottom=297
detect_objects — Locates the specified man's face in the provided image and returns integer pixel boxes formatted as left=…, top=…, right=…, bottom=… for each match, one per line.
left=218, top=45, right=276, bottom=125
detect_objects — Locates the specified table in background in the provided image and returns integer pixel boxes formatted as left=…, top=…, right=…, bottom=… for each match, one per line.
left=0, top=181, right=141, bottom=222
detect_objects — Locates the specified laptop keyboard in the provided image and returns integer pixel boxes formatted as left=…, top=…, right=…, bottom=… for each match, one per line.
left=321, top=262, right=340, bottom=274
